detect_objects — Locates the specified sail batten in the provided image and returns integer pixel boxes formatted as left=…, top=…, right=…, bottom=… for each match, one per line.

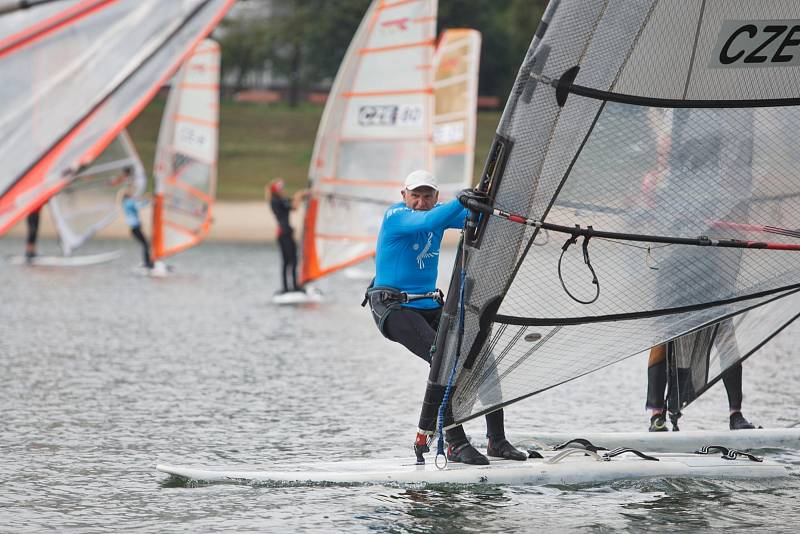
left=426, top=0, right=800, bottom=427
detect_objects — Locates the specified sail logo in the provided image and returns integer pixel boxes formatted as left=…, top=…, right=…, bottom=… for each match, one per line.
left=381, top=18, right=409, bottom=33
left=358, top=105, right=423, bottom=126
left=710, top=20, right=800, bottom=68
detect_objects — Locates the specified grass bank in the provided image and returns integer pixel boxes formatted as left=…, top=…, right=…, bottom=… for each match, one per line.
left=128, top=98, right=502, bottom=200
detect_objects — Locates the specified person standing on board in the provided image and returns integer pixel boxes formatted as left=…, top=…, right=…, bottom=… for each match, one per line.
left=365, top=170, right=527, bottom=465
left=120, top=168, right=154, bottom=270
left=267, top=178, right=308, bottom=293
left=24, top=207, right=42, bottom=263
left=644, top=107, right=756, bottom=432
left=646, top=336, right=755, bottom=432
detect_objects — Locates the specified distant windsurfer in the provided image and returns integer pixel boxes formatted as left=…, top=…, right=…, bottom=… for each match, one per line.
left=366, top=170, right=526, bottom=465
left=267, top=179, right=309, bottom=293
left=120, top=167, right=154, bottom=269
left=24, top=207, right=41, bottom=263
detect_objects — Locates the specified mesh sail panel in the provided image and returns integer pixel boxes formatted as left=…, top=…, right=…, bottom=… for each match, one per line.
left=300, top=0, right=437, bottom=283
left=152, top=39, right=219, bottom=259
left=429, top=0, right=800, bottom=425
left=48, top=130, right=145, bottom=255
left=0, top=0, right=234, bottom=235
left=432, top=29, right=480, bottom=198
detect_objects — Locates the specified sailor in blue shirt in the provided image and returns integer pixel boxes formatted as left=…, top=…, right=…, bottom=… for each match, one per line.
left=367, top=170, right=526, bottom=465
left=120, top=168, right=154, bottom=269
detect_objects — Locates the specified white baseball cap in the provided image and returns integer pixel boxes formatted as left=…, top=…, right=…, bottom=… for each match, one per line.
left=404, top=170, right=439, bottom=191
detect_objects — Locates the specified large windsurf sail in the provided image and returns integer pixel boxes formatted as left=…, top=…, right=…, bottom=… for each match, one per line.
left=420, top=0, right=800, bottom=431
left=152, top=38, right=220, bottom=260
left=47, top=130, right=145, bottom=256
left=432, top=28, right=480, bottom=197
left=299, top=0, right=437, bottom=285
left=0, top=0, right=234, bottom=235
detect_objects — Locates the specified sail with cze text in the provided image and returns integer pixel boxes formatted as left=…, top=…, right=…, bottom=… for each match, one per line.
left=299, top=0, right=437, bottom=284
left=421, top=0, right=800, bottom=428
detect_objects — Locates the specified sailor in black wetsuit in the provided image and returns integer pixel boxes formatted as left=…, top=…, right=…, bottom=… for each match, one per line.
left=366, top=170, right=527, bottom=465
left=24, top=207, right=41, bottom=263
left=267, top=179, right=308, bottom=293
left=644, top=107, right=756, bottom=432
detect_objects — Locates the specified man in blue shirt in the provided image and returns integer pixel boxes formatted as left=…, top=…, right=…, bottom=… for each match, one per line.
left=368, top=170, right=526, bottom=465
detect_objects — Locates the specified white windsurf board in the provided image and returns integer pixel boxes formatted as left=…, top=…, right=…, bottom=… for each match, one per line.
left=271, top=287, right=324, bottom=305
left=490, top=428, right=800, bottom=453
left=156, top=449, right=787, bottom=486
left=7, top=250, right=121, bottom=267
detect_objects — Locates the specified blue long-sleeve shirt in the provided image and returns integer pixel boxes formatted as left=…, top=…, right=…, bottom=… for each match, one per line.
left=374, top=199, right=468, bottom=309
left=122, top=196, right=148, bottom=228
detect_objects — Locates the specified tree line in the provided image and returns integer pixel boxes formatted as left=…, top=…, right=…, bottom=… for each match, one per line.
left=218, top=0, right=548, bottom=105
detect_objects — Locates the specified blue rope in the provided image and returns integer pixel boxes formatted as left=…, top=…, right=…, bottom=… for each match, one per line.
left=436, top=249, right=468, bottom=459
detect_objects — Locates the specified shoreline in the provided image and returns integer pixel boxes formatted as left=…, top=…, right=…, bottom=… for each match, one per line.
left=5, top=201, right=460, bottom=245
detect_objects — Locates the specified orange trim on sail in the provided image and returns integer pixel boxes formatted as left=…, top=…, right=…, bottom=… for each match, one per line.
left=434, top=145, right=468, bottom=156
left=299, top=197, right=321, bottom=284
left=165, top=175, right=214, bottom=205
left=0, top=0, right=113, bottom=59
left=319, top=177, right=403, bottom=187
left=152, top=193, right=164, bottom=258
left=179, top=83, right=219, bottom=90
left=359, top=39, right=434, bottom=55
left=342, top=88, right=433, bottom=98
left=173, top=114, right=218, bottom=128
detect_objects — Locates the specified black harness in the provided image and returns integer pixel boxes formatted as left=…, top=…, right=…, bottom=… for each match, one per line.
left=362, top=281, right=444, bottom=336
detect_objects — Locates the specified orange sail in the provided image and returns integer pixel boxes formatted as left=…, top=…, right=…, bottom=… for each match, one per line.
left=152, top=39, right=220, bottom=260
left=0, top=0, right=234, bottom=235
left=299, top=0, right=438, bottom=285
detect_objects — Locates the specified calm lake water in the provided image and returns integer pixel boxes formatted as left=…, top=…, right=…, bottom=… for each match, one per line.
left=1, top=237, right=798, bottom=532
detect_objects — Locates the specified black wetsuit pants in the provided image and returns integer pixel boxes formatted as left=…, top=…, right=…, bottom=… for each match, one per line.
left=277, top=232, right=298, bottom=292
left=130, top=225, right=153, bottom=268
left=647, top=359, right=744, bottom=412
left=26, top=210, right=40, bottom=247
left=381, top=305, right=506, bottom=445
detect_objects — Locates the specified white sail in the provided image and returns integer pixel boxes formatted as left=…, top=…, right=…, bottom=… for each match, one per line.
left=0, top=0, right=234, bottom=235
left=432, top=28, right=480, bottom=197
left=152, top=38, right=220, bottom=260
left=417, top=0, right=800, bottom=430
left=299, top=0, right=437, bottom=284
left=48, top=130, right=145, bottom=256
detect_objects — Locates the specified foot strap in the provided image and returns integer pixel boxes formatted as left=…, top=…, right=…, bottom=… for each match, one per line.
left=695, top=445, right=763, bottom=462
left=553, top=438, right=608, bottom=453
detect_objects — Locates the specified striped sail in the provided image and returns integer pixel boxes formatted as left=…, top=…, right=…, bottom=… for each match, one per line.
left=300, top=0, right=437, bottom=285
left=422, top=0, right=800, bottom=427
left=152, top=38, right=220, bottom=259
left=48, top=130, right=146, bottom=256
left=432, top=28, right=480, bottom=198
left=0, top=0, right=234, bottom=235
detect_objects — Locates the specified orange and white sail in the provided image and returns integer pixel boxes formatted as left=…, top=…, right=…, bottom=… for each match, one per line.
left=432, top=28, right=480, bottom=197
left=151, top=39, right=220, bottom=260
left=299, top=0, right=438, bottom=285
left=0, top=0, right=234, bottom=235
left=48, top=130, right=146, bottom=256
